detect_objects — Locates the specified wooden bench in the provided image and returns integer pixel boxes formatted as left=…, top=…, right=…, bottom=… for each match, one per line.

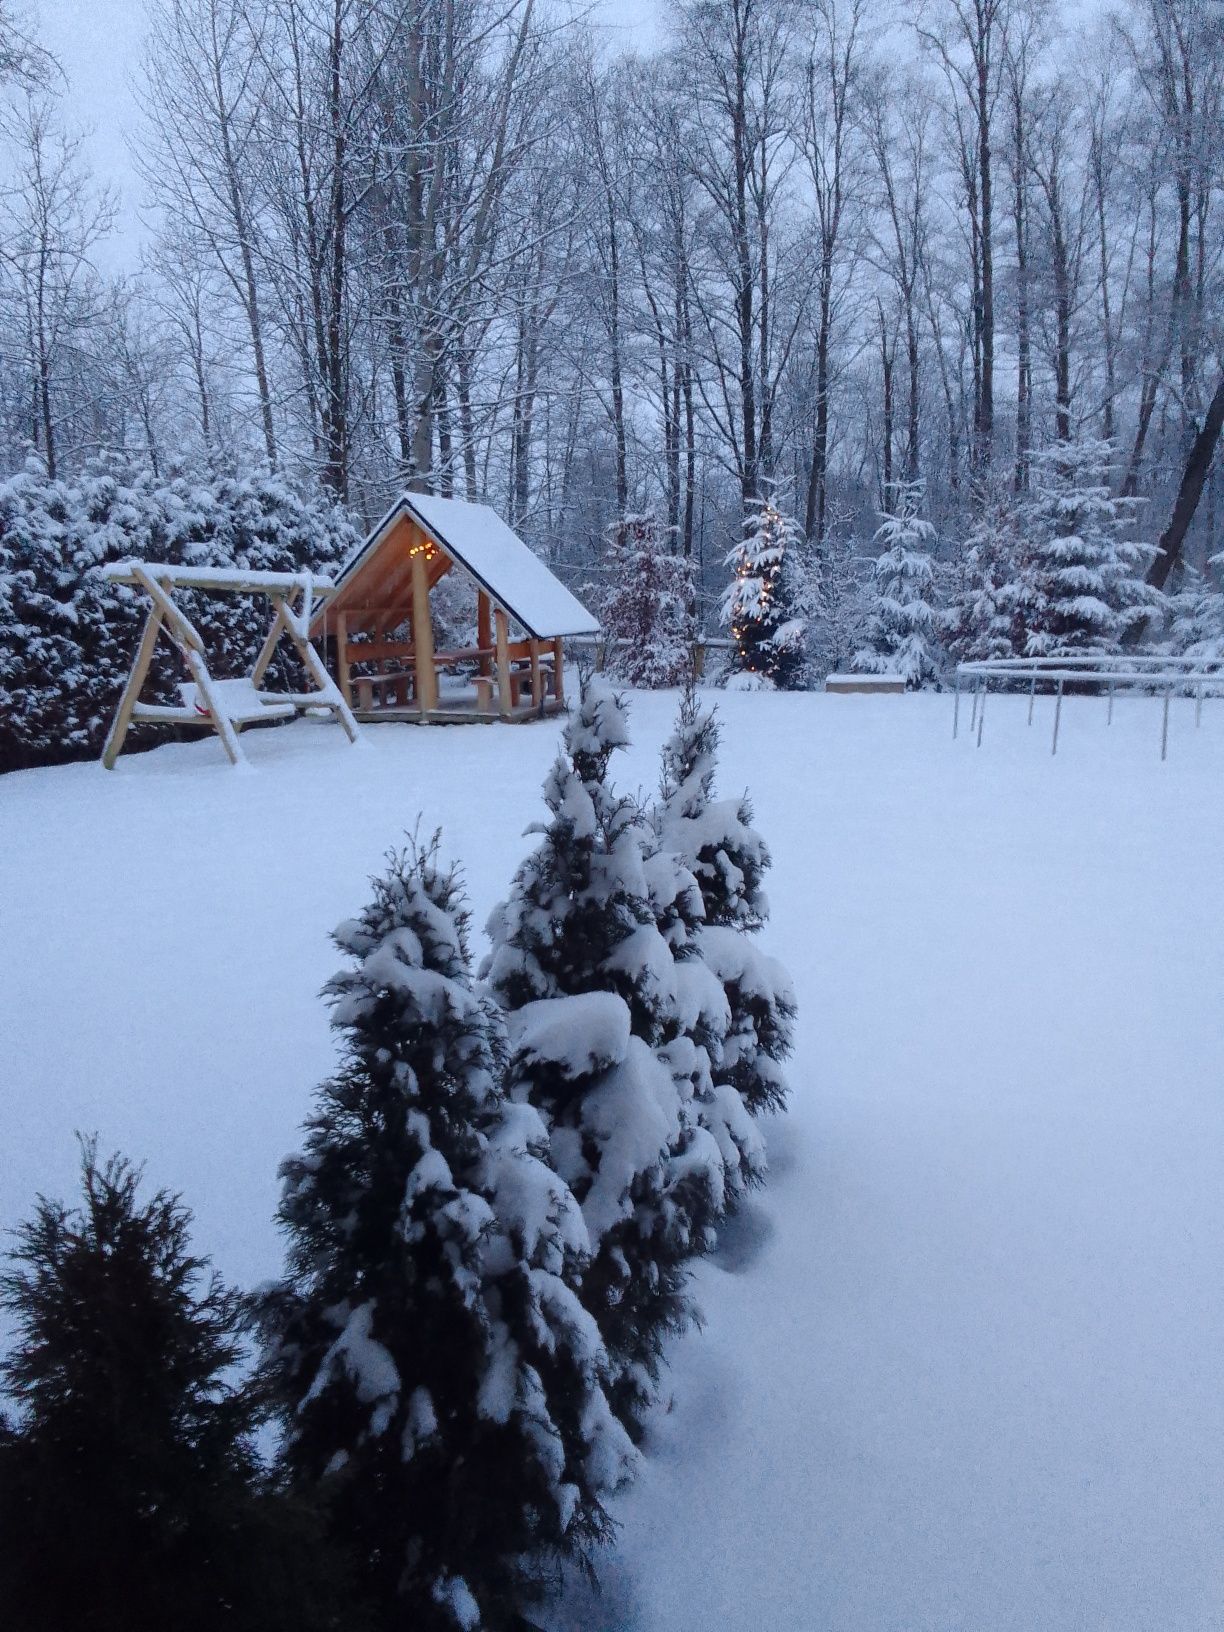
left=355, top=669, right=417, bottom=710
left=825, top=673, right=907, bottom=695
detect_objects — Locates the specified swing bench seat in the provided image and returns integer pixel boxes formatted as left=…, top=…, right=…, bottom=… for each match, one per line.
left=175, top=678, right=298, bottom=725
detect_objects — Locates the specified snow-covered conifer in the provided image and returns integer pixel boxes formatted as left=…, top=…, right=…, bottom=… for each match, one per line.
left=721, top=497, right=809, bottom=690
left=1166, top=569, right=1224, bottom=658
left=944, top=500, right=1023, bottom=662
left=599, top=512, right=696, bottom=688
left=0, top=1139, right=346, bottom=1632
left=854, top=481, right=939, bottom=686
left=809, top=522, right=872, bottom=678
left=654, top=690, right=795, bottom=1125
left=259, top=837, right=633, bottom=1630
left=1019, top=439, right=1158, bottom=654
left=484, top=679, right=724, bottom=1434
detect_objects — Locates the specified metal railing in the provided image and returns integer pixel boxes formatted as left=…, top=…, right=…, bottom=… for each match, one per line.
left=953, top=652, right=1224, bottom=759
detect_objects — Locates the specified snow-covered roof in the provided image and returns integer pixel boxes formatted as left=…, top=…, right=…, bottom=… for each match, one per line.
left=329, top=493, right=600, bottom=640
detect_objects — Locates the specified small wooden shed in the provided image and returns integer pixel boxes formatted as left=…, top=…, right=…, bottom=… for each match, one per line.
left=311, top=493, right=599, bottom=723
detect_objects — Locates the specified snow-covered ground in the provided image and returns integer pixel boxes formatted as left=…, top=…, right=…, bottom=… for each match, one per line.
left=3, top=689, right=1223, bottom=1629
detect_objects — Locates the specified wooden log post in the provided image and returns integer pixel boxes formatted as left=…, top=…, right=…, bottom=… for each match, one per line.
left=495, top=609, right=512, bottom=719
left=279, top=590, right=359, bottom=741
left=529, top=639, right=543, bottom=707
left=335, top=611, right=354, bottom=710
left=250, top=596, right=288, bottom=687
left=552, top=636, right=564, bottom=706
left=102, top=607, right=164, bottom=769
left=182, top=646, right=244, bottom=765
left=411, top=545, right=438, bottom=716
left=477, top=592, right=492, bottom=677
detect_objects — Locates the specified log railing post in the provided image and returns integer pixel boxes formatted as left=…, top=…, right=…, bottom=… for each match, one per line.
left=411, top=546, right=438, bottom=716
left=495, top=609, right=512, bottom=719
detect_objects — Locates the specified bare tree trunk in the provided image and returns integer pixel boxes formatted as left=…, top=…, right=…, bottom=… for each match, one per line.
left=1146, top=374, right=1224, bottom=590
left=207, top=15, right=277, bottom=470
left=607, top=189, right=628, bottom=517
left=457, top=340, right=478, bottom=498
left=681, top=273, right=696, bottom=558
left=878, top=299, right=895, bottom=502
left=805, top=262, right=834, bottom=545
left=1090, top=126, right=1117, bottom=444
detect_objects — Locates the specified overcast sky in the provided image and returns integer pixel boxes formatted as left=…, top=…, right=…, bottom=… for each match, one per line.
left=31, top=0, right=665, bottom=267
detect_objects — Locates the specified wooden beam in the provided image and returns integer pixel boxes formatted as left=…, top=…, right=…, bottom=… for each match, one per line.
left=477, top=592, right=492, bottom=676
left=102, top=607, right=163, bottom=769
left=553, top=636, right=565, bottom=706
left=181, top=647, right=244, bottom=765
left=411, top=544, right=438, bottom=715
left=529, top=640, right=542, bottom=706
left=335, top=611, right=354, bottom=710
left=495, top=609, right=512, bottom=720
left=250, top=596, right=287, bottom=686
left=279, top=595, right=360, bottom=742
left=130, top=564, right=205, bottom=653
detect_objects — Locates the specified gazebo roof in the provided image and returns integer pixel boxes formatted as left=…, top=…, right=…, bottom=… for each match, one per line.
left=324, top=492, right=600, bottom=640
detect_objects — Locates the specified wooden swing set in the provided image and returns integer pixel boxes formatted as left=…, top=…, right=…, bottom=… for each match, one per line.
left=99, top=561, right=360, bottom=768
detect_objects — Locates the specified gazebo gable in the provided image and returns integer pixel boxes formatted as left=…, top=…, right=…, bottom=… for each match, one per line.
left=310, top=494, right=599, bottom=642
left=308, top=495, right=594, bottom=723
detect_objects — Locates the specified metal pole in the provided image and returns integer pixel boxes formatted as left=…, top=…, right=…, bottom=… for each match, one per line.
left=1052, top=678, right=1063, bottom=756
left=953, top=672, right=961, bottom=738
left=1107, top=682, right=1114, bottom=725
left=970, top=681, right=979, bottom=732
left=1028, top=676, right=1036, bottom=725
left=1195, top=683, right=1203, bottom=728
left=1161, top=685, right=1171, bottom=761
left=976, top=678, right=987, bottom=747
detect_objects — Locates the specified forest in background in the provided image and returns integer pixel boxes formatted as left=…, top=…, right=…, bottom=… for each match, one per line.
left=0, top=0, right=1218, bottom=611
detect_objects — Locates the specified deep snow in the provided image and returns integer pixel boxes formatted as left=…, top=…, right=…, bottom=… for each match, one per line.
left=2, top=689, right=1223, bottom=1629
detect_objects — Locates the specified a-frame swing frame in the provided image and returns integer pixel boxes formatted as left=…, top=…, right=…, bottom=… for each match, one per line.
left=100, top=561, right=359, bottom=768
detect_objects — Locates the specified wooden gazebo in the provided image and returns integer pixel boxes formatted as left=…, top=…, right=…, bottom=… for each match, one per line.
left=311, top=493, right=599, bottom=723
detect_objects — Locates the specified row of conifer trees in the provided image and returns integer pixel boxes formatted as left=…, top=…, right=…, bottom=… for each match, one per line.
left=599, top=438, right=1223, bottom=694
left=0, top=680, right=795, bottom=1632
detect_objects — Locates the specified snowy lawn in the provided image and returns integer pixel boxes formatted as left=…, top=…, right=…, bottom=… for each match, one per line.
left=3, top=688, right=1223, bottom=1629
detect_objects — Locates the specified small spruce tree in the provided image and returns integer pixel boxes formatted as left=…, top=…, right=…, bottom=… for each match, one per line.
left=1019, top=438, right=1158, bottom=654
left=720, top=497, right=809, bottom=689
left=484, top=679, right=725, bottom=1434
left=258, top=837, right=633, bottom=1630
left=1166, top=568, right=1224, bottom=658
left=854, top=481, right=939, bottom=687
left=944, top=500, right=1023, bottom=662
left=599, top=512, right=696, bottom=688
left=654, top=690, right=796, bottom=1124
left=0, top=1139, right=344, bottom=1632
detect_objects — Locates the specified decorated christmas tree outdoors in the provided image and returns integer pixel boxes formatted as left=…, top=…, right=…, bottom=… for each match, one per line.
left=258, top=837, right=633, bottom=1631
left=854, top=480, right=939, bottom=687
left=1018, top=438, right=1158, bottom=654
left=0, top=1139, right=344, bottom=1632
left=720, top=496, right=808, bottom=689
left=484, top=679, right=725, bottom=1434
left=599, top=512, right=696, bottom=688
left=654, top=690, right=796, bottom=1128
